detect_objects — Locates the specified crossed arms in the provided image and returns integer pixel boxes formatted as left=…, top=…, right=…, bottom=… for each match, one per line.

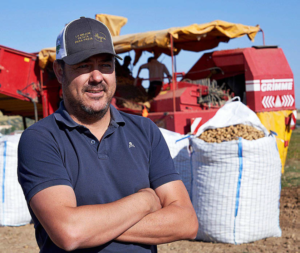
left=30, top=180, right=198, bottom=251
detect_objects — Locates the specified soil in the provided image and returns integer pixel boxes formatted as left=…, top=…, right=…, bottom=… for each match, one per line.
left=0, top=187, right=299, bottom=253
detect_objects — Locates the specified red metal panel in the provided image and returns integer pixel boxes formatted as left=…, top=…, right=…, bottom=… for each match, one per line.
left=0, top=45, right=40, bottom=102
left=212, top=49, right=244, bottom=68
left=40, top=68, right=62, bottom=117
left=184, top=50, right=246, bottom=82
left=148, top=110, right=218, bottom=135
left=151, top=86, right=209, bottom=113
left=243, top=48, right=295, bottom=112
left=179, top=87, right=201, bottom=111
left=150, top=88, right=185, bottom=112
left=183, top=52, right=215, bottom=80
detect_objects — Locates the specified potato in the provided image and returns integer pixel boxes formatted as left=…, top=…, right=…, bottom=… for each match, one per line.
left=198, top=124, right=265, bottom=143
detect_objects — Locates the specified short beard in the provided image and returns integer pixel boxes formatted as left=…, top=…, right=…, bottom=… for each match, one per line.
left=80, top=100, right=111, bottom=119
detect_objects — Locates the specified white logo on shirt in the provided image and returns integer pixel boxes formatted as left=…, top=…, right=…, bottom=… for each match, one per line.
left=129, top=142, right=135, bottom=148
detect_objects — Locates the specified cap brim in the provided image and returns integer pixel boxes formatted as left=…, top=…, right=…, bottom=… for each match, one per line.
left=62, top=48, right=122, bottom=65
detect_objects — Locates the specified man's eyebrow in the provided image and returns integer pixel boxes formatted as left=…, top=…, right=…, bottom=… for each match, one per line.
left=76, top=55, right=114, bottom=65
left=78, top=59, right=91, bottom=64
left=96, top=57, right=114, bottom=62
left=101, top=56, right=114, bottom=62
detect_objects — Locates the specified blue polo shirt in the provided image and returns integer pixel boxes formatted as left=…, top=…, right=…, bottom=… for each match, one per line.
left=18, top=102, right=180, bottom=253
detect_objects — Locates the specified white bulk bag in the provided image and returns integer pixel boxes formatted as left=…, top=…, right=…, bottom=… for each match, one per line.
left=191, top=98, right=282, bottom=244
left=159, top=128, right=192, bottom=197
left=0, top=134, right=32, bottom=226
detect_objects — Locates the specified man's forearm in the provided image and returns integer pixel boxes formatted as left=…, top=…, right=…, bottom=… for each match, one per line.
left=30, top=186, right=161, bottom=251
left=66, top=193, right=155, bottom=249
left=116, top=181, right=198, bottom=245
left=116, top=201, right=198, bottom=245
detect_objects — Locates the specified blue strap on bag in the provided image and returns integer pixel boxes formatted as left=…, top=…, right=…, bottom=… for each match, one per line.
left=234, top=137, right=243, bottom=244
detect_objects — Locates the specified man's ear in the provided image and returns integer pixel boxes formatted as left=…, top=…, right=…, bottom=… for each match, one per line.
left=53, top=61, right=63, bottom=84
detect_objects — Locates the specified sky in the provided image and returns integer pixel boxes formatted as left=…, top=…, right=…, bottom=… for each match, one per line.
left=1, top=0, right=299, bottom=108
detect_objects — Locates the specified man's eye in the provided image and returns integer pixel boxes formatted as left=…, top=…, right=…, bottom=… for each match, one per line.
left=77, top=64, right=89, bottom=69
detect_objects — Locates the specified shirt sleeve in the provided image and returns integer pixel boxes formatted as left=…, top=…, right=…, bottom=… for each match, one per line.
left=146, top=119, right=181, bottom=189
left=18, top=129, right=73, bottom=203
left=163, top=64, right=171, bottom=76
left=139, top=63, right=149, bottom=70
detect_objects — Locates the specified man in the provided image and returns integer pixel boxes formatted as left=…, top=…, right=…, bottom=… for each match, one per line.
left=136, top=57, right=172, bottom=98
left=18, top=17, right=198, bottom=253
left=121, top=55, right=132, bottom=77
left=116, top=56, right=132, bottom=78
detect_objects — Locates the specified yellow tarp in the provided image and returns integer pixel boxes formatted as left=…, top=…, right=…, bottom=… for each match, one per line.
left=38, top=19, right=260, bottom=69
left=114, top=20, right=260, bottom=65
left=95, top=14, right=127, bottom=36
left=257, top=110, right=294, bottom=173
left=39, top=47, right=56, bottom=69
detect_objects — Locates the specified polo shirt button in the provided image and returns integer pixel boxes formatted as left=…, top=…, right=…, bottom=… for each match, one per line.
left=91, top=140, right=96, bottom=144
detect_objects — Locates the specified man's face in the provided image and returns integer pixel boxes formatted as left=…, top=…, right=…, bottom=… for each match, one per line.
left=60, top=54, right=116, bottom=119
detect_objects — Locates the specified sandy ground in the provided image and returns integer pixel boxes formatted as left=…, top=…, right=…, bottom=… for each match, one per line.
left=0, top=187, right=299, bottom=253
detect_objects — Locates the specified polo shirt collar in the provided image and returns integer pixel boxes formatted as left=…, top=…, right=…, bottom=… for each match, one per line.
left=110, top=103, right=125, bottom=127
left=54, top=101, right=78, bottom=128
left=54, top=101, right=125, bottom=128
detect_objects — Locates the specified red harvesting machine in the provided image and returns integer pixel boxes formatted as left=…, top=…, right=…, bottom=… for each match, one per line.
left=0, top=20, right=296, bottom=171
left=0, top=45, right=295, bottom=134
left=0, top=46, right=295, bottom=134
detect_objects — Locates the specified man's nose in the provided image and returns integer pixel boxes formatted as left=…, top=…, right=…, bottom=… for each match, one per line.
left=89, top=69, right=104, bottom=84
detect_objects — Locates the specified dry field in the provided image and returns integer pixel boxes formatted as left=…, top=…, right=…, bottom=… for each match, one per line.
left=0, top=186, right=299, bottom=253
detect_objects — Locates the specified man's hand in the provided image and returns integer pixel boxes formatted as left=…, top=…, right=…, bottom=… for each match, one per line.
left=116, top=180, right=199, bottom=245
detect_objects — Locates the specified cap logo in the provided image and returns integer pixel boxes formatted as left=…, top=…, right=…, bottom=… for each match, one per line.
left=56, top=37, right=62, bottom=54
left=95, top=32, right=106, bottom=43
left=75, top=32, right=93, bottom=44
left=56, top=44, right=61, bottom=54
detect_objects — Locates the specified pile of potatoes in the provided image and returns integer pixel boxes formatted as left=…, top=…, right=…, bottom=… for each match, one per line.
left=198, top=124, right=265, bottom=143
